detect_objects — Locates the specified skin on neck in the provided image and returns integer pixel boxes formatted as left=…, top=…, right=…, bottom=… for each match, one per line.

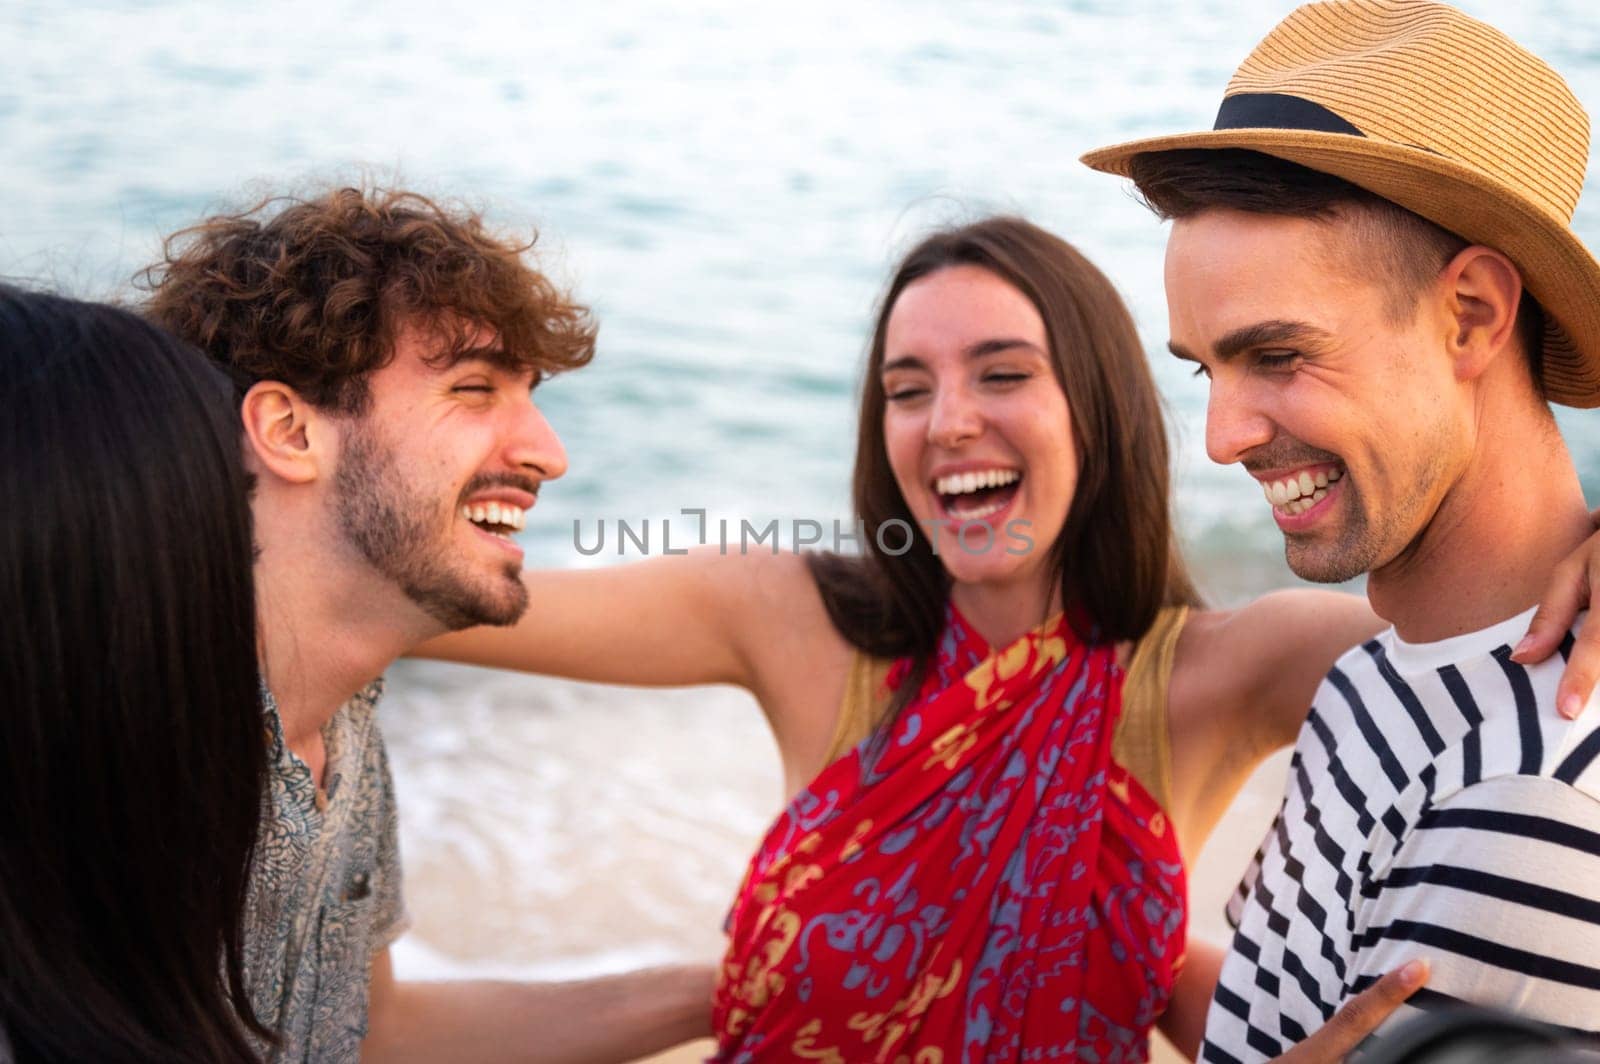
left=252, top=472, right=446, bottom=762
left=1367, top=243, right=1593, bottom=641
left=240, top=378, right=448, bottom=771
left=950, top=569, right=1063, bottom=650
left=1369, top=370, right=1590, bottom=642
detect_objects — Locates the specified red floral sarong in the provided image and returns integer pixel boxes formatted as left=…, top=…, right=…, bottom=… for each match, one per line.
left=712, top=608, right=1186, bottom=1063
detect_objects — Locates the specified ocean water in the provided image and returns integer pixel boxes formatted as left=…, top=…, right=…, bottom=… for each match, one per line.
left=7, top=0, right=1600, bottom=990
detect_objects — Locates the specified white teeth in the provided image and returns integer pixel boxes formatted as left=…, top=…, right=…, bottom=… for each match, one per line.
left=949, top=497, right=1008, bottom=521
left=462, top=502, right=527, bottom=531
left=1262, top=468, right=1343, bottom=514
left=936, top=469, right=1021, bottom=496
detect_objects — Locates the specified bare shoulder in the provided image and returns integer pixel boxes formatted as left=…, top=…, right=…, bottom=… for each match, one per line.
left=733, top=549, right=846, bottom=652
left=1169, top=590, right=1381, bottom=756
left=735, top=551, right=856, bottom=771
left=1163, top=606, right=1239, bottom=731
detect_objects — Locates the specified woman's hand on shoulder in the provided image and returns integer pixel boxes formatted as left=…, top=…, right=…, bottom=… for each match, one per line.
left=1513, top=510, right=1600, bottom=718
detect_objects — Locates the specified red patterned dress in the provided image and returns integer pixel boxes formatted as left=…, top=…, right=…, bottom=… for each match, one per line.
left=713, top=607, right=1187, bottom=1062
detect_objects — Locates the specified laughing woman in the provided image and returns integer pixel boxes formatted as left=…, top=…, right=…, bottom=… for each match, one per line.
left=421, top=218, right=1451, bottom=1060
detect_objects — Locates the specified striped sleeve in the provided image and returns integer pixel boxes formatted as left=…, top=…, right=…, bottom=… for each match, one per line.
left=1350, top=774, right=1600, bottom=1036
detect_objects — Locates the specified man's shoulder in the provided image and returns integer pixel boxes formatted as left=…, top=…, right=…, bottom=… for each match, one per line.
left=1306, top=611, right=1600, bottom=773
left=1356, top=773, right=1600, bottom=1035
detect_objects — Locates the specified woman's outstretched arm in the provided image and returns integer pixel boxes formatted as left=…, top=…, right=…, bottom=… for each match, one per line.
left=416, top=548, right=844, bottom=690
left=412, top=549, right=855, bottom=784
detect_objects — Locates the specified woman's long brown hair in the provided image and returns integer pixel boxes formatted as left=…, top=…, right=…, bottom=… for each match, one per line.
left=808, top=216, right=1200, bottom=719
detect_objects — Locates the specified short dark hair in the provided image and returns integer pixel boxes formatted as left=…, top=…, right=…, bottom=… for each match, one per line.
left=140, top=184, right=597, bottom=413
left=810, top=216, right=1201, bottom=718
left=0, top=286, right=268, bottom=1061
left=1128, top=148, right=1545, bottom=390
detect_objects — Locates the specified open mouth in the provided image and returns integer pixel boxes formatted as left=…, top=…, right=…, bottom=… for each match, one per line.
left=1261, top=464, right=1343, bottom=517
left=935, top=468, right=1022, bottom=522
left=460, top=501, right=526, bottom=540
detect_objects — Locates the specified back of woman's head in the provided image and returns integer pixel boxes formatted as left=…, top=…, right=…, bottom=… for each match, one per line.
left=0, top=286, right=267, bottom=1061
left=811, top=216, right=1198, bottom=666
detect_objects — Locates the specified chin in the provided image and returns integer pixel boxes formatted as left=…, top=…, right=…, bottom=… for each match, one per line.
left=468, top=576, right=530, bottom=628
left=1283, top=539, right=1373, bottom=585
left=414, top=570, right=529, bottom=630
left=944, top=555, right=1033, bottom=592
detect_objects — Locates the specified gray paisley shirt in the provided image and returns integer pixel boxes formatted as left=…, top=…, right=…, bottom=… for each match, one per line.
left=244, top=679, right=408, bottom=1062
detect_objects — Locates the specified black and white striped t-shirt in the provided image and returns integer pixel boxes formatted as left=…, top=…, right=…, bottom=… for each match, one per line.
left=1201, top=607, right=1600, bottom=1063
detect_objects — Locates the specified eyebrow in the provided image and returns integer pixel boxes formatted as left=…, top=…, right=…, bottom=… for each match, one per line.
left=882, top=337, right=1045, bottom=374
left=1167, top=320, right=1329, bottom=363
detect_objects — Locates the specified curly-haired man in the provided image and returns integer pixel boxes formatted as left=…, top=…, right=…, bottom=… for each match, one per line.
left=143, top=186, right=711, bottom=1062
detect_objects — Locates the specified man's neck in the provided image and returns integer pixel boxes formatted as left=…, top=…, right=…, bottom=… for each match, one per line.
left=1369, top=408, right=1590, bottom=643
left=255, top=514, right=440, bottom=757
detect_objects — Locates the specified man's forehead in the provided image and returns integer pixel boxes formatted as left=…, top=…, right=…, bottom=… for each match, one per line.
left=394, top=317, right=513, bottom=367
left=1165, top=209, right=1374, bottom=348
left=374, top=316, right=535, bottom=385
left=1166, top=208, right=1348, bottom=272
left=394, top=314, right=498, bottom=355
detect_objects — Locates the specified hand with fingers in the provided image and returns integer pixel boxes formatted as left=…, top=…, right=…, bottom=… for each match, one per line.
left=1269, top=960, right=1429, bottom=1063
left=1511, top=508, right=1600, bottom=719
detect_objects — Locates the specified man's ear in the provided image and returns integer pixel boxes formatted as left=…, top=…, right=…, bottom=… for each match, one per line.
left=240, top=381, right=337, bottom=485
left=1441, top=245, right=1524, bottom=383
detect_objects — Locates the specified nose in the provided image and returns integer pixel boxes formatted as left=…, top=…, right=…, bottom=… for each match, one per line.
left=508, top=396, right=568, bottom=481
left=927, top=382, right=982, bottom=449
left=1204, top=376, right=1275, bottom=467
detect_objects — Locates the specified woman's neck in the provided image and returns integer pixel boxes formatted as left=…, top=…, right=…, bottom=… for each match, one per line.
left=950, top=577, right=1062, bottom=650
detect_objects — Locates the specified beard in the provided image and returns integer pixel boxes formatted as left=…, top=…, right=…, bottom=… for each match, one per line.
left=333, top=420, right=529, bottom=629
left=1251, top=435, right=1450, bottom=585
left=1282, top=491, right=1381, bottom=583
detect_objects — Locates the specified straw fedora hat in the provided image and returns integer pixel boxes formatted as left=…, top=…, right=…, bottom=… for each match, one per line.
left=1082, top=0, right=1600, bottom=407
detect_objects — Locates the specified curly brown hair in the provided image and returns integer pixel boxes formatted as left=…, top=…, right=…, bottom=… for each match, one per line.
left=140, top=185, right=597, bottom=413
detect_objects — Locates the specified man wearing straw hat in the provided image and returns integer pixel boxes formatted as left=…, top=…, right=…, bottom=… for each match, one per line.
left=1085, top=0, right=1600, bottom=1059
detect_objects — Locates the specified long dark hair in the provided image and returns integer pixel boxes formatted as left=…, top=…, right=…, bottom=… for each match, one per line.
left=0, top=286, right=269, bottom=1061
left=810, top=217, right=1200, bottom=713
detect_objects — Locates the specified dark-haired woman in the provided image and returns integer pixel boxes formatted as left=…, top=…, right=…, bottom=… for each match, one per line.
left=418, top=217, right=1550, bottom=1059
left=0, top=286, right=269, bottom=1061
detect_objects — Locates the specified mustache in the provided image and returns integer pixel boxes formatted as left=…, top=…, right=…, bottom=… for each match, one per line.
left=1240, top=442, right=1342, bottom=475
left=459, top=473, right=542, bottom=500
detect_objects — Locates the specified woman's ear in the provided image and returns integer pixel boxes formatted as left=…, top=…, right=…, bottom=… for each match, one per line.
left=1440, top=245, right=1525, bottom=383
left=239, top=380, right=335, bottom=485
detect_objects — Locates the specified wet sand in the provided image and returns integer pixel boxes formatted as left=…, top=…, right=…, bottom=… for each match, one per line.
left=382, top=662, right=1291, bottom=1063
